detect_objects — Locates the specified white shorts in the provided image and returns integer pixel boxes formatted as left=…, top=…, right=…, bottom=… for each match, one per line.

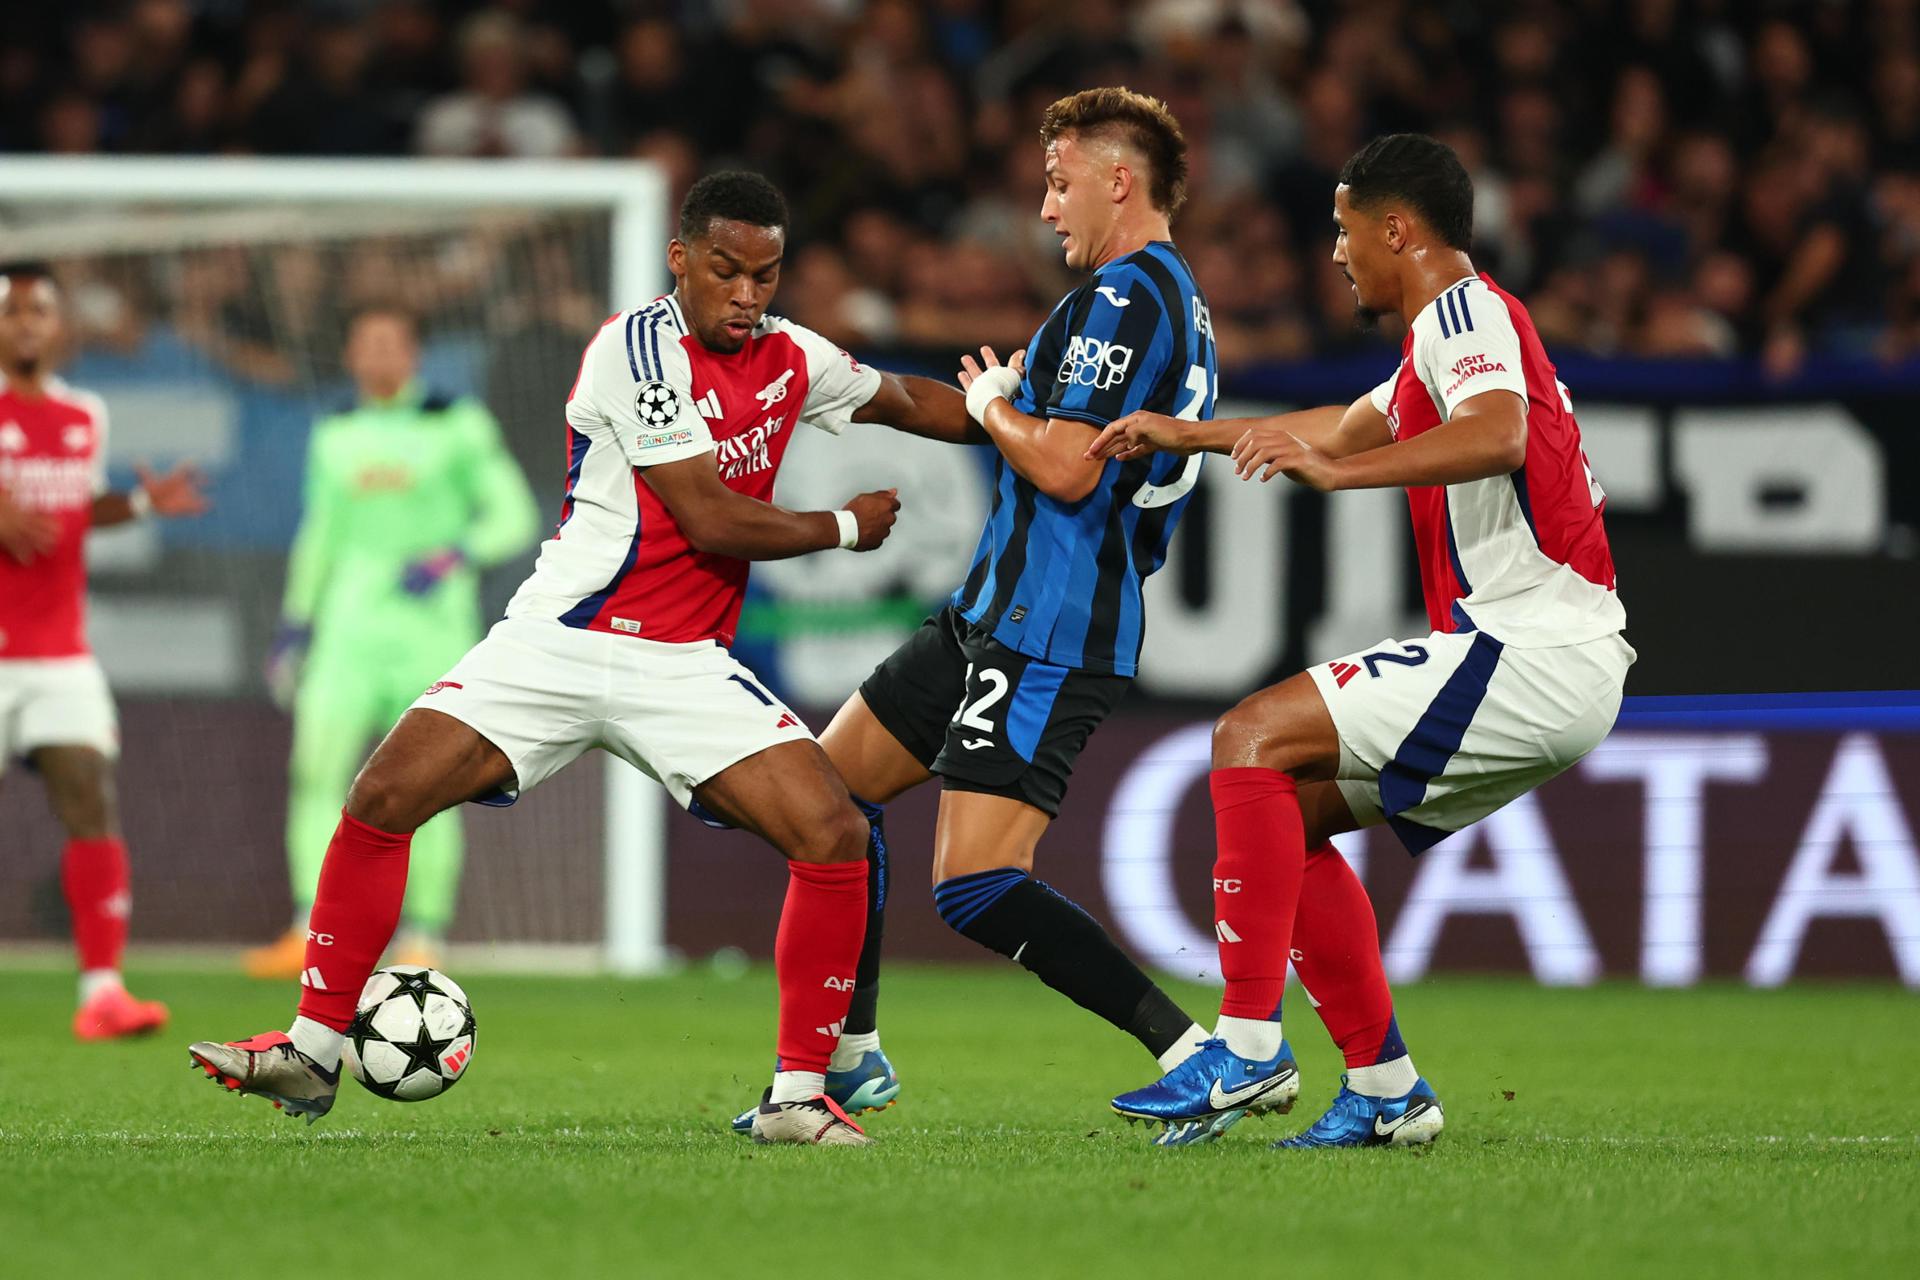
left=1308, top=628, right=1635, bottom=854
left=0, top=656, right=119, bottom=769
left=409, top=617, right=815, bottom=809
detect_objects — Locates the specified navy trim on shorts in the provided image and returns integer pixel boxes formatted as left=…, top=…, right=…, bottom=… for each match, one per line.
left=1378, top=631, right=1505, bottom=854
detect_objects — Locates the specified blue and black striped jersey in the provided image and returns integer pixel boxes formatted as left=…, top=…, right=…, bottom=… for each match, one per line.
left=952, top=240, right=1216, bottom=676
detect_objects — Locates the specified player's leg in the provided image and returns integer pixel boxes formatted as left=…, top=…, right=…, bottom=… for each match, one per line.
left=931, top=790, right=1204, bottom=1067
left=1269, top=780, right=1441, bottom=1149
left=917, top=625, right=1211, bottom=1070
left=189, top=708, right=518, bottom=1120
left=33, top=741, right=169, bottom=1040
left=814, top=693, right=928, bottom=1102
left=1111, top=672, right=1336, bottom=1129
left=13, top=656, right=165, bottom=1040
left=691, top=739, right=873, bottom=1146
left=724, top=688, right=929, bottom=1133
left=382, top=645, right=477, bottom=965
left=248, top=648, right=384, bottom=978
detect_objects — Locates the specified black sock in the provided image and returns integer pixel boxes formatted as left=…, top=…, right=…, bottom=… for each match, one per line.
left=842, top=797, right=888, bottom=1037
left=933, top=867, right=1195, bottom=1059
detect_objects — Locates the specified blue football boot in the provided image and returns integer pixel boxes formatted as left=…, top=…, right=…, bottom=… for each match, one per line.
left=1275, top=1075, right=1444, bottom=1148
left=1111, top=1038, right=1299, bottom=1131
left=730, top=1047, right=901, bottom=1134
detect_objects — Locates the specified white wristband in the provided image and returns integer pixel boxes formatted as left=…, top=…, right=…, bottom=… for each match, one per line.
left=127, top=486, right=153, bottom=519
left=834, top=508, right=860, bottom=550
left=964, top=365, right=1023, bottom=425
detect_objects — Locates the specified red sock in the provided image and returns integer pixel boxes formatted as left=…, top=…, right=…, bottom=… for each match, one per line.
left=1210, top=768, right=1305, bottom=1022
left=295, top=813, right=411, bottom=1032
left=1292, top=842, right=1402, bottom=1067
left=774, top=859, right=867, bottom=1075
left=62, top=836, right=130, bottom=973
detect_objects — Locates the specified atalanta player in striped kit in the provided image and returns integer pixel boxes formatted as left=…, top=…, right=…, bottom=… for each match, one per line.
left=1095, top=134, right=1634, bottom=1147
left=727, top=88, right=1224, bottom=1131
left=188, top=173, right=980, bottom=1145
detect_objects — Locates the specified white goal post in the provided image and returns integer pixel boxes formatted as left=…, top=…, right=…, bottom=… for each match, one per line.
left=2, top=157, right=673, bottom=976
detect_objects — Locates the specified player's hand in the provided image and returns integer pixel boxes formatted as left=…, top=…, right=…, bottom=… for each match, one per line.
left=401, top=548, right=466, bottom=596
left=264, top=621, right=311, bottom=711
left=958, top=346, right=1026, bottom=425
left=0, top=491, right=59, bottom=563
left=137, top=463, right=211, bottom=518
left=1086, top=410, right=1192, bottom=462
left=842, top=488, right=901, bottom=552
left=1230, top=425, right=1344, bottom=491
left=956, top=345, right=1026, bottom=390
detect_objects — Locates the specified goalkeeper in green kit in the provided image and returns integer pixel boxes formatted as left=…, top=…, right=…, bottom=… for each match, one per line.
left=245, top=306, right=538, bottom=978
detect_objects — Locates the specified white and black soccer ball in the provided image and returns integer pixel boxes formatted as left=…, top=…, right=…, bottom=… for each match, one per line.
left=343, top=965, right=476, bottom=1102
left=634, top=380, right=681, bottom=428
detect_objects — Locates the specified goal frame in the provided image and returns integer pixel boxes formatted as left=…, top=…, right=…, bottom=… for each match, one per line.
left=1, top=156, right=673, bottom=976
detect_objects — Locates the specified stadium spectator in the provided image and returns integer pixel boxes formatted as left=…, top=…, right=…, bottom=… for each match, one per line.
left=414, top=11, right=578, bottom=158
left=6, top=2, right=1920, bottom=368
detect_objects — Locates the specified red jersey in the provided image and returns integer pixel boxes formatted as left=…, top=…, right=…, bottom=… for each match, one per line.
left=0, top=376, right=108, bottom=658
left=505, top=295, right=880, bottom=646
left=1370, top=274, right=1625, bottom=647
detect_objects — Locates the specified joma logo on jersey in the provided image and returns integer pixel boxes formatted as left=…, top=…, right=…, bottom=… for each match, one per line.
left=1057, top=335, right=1134, bottom=390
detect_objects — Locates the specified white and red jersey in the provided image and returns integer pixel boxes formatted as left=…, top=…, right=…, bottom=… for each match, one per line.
left=505, top=294, right=881, bottom=646
left=1369, top=273, right=1625, bottom=647
left=0, top=376, right=109, bottom=659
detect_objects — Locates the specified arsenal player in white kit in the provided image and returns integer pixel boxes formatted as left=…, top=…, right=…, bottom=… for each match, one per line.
left=0, top=261, right=208, bottom=1039
left=189, top=173, right=978, bottom=1144
left=1092, top=134, right=1634, bottom=1148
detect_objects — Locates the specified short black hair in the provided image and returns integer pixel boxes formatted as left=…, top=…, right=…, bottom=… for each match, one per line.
left=678, top=171, right=789, bottom=242
left=0, top=260, right=55, bottom=285
left=1338, top=134, right=1474, bottom=251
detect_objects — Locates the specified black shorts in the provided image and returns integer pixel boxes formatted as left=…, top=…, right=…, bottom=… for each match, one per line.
left=858, top=606, right=1128, bottom=817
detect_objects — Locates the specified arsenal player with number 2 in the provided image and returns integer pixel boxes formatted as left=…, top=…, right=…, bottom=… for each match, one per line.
left=187, top=172, right=978, bottom=1145
left=0, top=260, right=209, bottom=1040
left=1093, top=134, right=1634, bottom=1148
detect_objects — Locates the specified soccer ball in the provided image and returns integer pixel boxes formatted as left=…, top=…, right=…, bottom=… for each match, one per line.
left=342, top=965, right=476, bottom=1101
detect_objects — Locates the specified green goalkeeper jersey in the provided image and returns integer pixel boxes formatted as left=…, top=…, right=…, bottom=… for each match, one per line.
left=283, top=381, right=539, bottom=655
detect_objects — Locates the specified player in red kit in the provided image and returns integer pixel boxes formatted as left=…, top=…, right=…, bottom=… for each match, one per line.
left=1092, top=135, right=1634, bottom=1147
left=187, top=174, right=978, bottom=1144
left=0, top=261, right=209, bottom=1039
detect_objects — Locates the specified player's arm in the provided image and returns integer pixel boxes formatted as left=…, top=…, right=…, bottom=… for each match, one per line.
left=776, top=319, right=982, bottom=444
left=958, top=347, right=1104, bottom=503
left=459, top=404, right=540, bottom=565
left=638, top=453, right=898, bottom=559
left=0, top=481, right=59, bottom=563
left=1087, top=395, right=1389, bottom=464
left=89, top=463, right=208, bottom=527
left=1236, top=389, right=1526, bottom=492
left=851, top=371, right=985, bottom=444
left=1240, top=295, right=1531, bottom=492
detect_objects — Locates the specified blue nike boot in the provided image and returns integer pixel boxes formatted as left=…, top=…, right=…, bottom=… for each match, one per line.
left=1275, top=1075, right=1444, bottom=1148
left=1111, top=1038, right=1299, bottom=1131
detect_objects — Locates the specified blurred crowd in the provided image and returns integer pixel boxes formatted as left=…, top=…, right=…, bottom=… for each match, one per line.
left=8, top=0, right=1920, bottom=374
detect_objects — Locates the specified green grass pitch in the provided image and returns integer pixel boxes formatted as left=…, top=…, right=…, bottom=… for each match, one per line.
left=2, top=964, right=1915, bottom=1278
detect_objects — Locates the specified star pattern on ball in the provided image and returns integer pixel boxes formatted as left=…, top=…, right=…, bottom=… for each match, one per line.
left=392, top=1021, right=457, bottom=1079
left=386, top=967, right=447, bottom=1012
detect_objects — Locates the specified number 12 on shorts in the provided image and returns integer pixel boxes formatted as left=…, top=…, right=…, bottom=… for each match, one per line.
left=953, top=662, right=1009, bottom=740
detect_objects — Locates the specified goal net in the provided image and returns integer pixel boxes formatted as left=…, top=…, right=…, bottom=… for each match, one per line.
left=0, top=160, right=669, bottom=974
